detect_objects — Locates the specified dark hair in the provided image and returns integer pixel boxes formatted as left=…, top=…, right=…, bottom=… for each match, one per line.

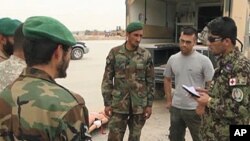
left=207, top=16, right=237, bottom=45
left=23, top=38, right=70, bottom=67
left=181, top=26, right=198, bottom=39
left=13, top=24, right=25, bottom=51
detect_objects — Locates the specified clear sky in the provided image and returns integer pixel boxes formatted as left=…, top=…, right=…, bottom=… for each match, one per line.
left=1, top=0, right=126, bottom=31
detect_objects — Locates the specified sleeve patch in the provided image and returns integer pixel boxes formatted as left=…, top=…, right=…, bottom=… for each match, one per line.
left=232, top=88, right=244, bottom=102
left=229, top=76, right=247, bottom=86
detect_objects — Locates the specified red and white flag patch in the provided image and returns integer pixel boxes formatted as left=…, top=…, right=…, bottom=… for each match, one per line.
left=229, top=78, right=236, bottom=86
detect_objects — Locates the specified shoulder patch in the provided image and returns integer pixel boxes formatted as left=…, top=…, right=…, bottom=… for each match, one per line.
left=232, top=88, right=244, bottom=102
left=237, top=75, right=248, bottom=85
left=229, top=78, right=236, bottom=86
left=229, top=76, right=247, bottom=86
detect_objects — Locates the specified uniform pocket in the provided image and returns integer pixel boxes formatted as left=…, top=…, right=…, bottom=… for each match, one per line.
left=136, top=91, right=147, bottom=106
left=114, top=60, right=126, bottom=73
left=111, top=90, right=122, bottom=107
left=111, top=90, right=122, bottom=98
left=136, top=63, right=146, bottom=79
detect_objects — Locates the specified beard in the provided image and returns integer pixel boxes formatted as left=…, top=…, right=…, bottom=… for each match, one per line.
left=56, top=54, right=70, bottom=78
left=130, top=43, right=139, bottom=50
left=3, top=40, right=14, bottom=56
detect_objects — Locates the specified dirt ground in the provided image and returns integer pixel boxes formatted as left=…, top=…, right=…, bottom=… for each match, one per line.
left=57, top=40, right=192, bottom=141
left=91, top=99, right=171, bottom=141
left=91, top=99, right=193, bottom=141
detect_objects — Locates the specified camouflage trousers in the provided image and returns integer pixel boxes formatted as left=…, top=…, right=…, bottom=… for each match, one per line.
left=107, top=112, right=146, bottom=141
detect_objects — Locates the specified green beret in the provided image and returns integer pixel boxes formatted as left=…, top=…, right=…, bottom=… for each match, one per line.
left=0, top=18, right=22, bottom=36
left=126, top=22, right=143, bottom=33
left=23, top=16, right=76, bottom=46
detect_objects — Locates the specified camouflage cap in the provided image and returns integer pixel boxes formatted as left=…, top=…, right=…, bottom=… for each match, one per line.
left=126, top=22, right=143, bottom=33
left=23, top=16, right=76, bottom=46
left=0, top=17, right=22, bottom=36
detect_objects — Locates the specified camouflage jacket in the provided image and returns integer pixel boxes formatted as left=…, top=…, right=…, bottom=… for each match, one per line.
left=101, top=43, right=154, bottom=114
left=201, top=48, right=250, bottom=140
left=0, top=55, right=26, bottom=92
left=0, top=67, right=91, bottom=141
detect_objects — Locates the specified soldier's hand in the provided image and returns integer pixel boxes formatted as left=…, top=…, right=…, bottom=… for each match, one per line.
left=144, top=107, right=152, bottom=119
left=104, top=106, right=112, bottom=117
left=196, top=92, right=210, bottom=106
left=195, top=87, right=208, bottom=93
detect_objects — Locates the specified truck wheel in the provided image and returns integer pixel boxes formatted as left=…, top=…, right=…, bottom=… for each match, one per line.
left=71, top=48, right=83, bottom=60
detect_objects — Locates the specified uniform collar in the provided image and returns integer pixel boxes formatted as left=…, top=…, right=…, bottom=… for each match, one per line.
left=9, top=55, right=26, bottom=65
left=217, top=47, right=240, bottom=68
left=22, top=67, right=55, bottom=83
left=118, top=42, right=144, bottom=55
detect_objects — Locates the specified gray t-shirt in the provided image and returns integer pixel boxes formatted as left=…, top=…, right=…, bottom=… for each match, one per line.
left=164, top=51, right=214, bottom=109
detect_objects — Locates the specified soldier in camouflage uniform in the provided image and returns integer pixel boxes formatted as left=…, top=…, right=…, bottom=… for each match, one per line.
left=0, top=24, right=26, bottom=92
left=101, top=22, right=154, bottom=141
left=0, top=18, right=21, bottom=62
left=195, top=17, right=250, bottom=140
left=0, top=16, right=91, bottom=141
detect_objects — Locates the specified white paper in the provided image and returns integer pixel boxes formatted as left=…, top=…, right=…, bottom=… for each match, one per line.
left=182, top=85, right=200, bottom=97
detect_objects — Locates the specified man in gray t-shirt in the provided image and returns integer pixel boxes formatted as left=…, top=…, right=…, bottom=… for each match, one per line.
left=164, top=26, right=214, bottom=141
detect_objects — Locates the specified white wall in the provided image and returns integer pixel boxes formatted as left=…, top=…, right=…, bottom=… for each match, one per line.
left=129, top=0, right=145, bottom=23
left=129, top=0, right=166, bottom=26
left=146, top=0, right=166, bottom=26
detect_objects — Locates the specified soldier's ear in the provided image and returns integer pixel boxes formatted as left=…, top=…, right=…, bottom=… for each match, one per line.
left=53, top=44, right=64, bottom=60
left=222, top=38, right=230, bottom=46
left=0, top=34, right=7, bottom=44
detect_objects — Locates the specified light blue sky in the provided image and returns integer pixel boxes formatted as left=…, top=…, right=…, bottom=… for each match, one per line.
left=1, top=0, right=126, bottom=31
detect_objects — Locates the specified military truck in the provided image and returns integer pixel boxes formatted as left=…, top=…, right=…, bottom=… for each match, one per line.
left=125, top=0, right=250, bottom=98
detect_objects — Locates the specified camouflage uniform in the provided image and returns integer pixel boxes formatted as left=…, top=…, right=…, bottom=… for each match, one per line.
left=0, top=55, right=26, bottom=92
left=0, top=67, right=91, bottom=141
left=101, top=43, right=154, bottom=141
left=201, top=48, right=250, bottom=140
